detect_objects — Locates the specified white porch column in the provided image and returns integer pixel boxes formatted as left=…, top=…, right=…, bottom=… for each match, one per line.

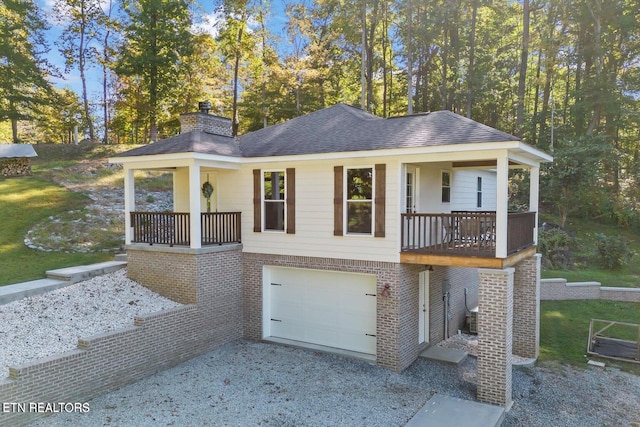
left=123, top=167, right=135, bottom=245
left=495, top=154, right=510, bottom=258
left=189, top=162, right=202, bottom=248
left=529, top=166, right=540, bottom=245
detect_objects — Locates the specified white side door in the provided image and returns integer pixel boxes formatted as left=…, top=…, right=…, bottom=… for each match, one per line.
left=418, top=270, right=430, bottom=345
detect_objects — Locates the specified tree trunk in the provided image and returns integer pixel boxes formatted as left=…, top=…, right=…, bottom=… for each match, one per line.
left=466, top=0, right=478, bottom=119
left=232, top=25, right=243, bottom=137
left=149, top=10, right=158, bottom=143
left=406, top=0, right=413, bottom=114
left=11, top=118, right=19, bottom=144
left=79, top=0, right=95, bottom=141
left=516, top=0, right=530, bottom=137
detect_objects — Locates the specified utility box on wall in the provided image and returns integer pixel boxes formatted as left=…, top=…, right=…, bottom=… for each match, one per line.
left=467, top=306, right=479, bottom=334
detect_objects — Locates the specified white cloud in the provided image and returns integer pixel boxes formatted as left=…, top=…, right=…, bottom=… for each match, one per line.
left=192, top=10, right=224, bottom=38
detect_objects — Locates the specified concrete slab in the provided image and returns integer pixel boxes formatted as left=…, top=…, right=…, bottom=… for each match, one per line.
left=405, top=394, right=504, bottom=427
left=419, top=346, right=468, bottom=364
left=46, top=260, right=127, bottom=283
left=0, top=278, right=69, bottom=305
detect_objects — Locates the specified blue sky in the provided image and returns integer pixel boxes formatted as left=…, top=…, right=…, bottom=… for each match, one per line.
left=38, top=0, right=292, bottom=107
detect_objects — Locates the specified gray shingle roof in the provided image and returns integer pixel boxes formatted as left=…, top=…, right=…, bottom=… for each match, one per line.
left=114, top=103, right=519, bottom=159
left=239, top=104, right=519, bottom=157
left=0, top=144, right=38, bottom=158
left=111, top=130, right=241, bottom=158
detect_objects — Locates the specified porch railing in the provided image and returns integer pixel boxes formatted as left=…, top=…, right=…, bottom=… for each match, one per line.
left=201, top=212, right=242, bottom=245
left=130, top=212, right=241, bottom=247
left=401, top=211, right=536, bottom=256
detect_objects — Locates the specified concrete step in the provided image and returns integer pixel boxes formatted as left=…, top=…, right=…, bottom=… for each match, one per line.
left=0, top=278, right=69, bottom=305
left=419, top=346, right=468, bottom=365
left=115, top=253, right=127, bottom=262
left=405, top=394, right=504, bottom=427
left=46, top=260, right=127, bottom=284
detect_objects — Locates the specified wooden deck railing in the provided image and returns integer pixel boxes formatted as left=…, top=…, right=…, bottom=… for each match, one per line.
left=130, top=212, right=241, bottom=246
left=201, top=212, right=242, bottom=245
left=401, top=211, right=536, bottom=257
left=506, top=211, right=536, bottom=254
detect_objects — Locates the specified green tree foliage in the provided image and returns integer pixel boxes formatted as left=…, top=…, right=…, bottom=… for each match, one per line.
left=4, top=0, right=640, bottom=230
left=35, top=88, right=86, bottom=143
left=0, top=0, right=54, bottom=143
left=116, top=0, right=196, bottom=142
left=541, top=135, right=612, bottom=226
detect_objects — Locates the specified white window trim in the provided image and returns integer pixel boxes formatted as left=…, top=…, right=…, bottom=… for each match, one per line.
left=261, top=169, right=286, bottom=232
left=477, top=176, right=483, bottom=208
left=343, top=165, right=375, bottom=236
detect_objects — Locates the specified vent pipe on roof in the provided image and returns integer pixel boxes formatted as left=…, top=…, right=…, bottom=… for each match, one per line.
left=198, top=101, right=211, bottom=115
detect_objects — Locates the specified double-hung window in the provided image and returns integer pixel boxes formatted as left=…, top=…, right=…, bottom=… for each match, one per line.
left=263, top=171, right=285, bottom=231
left=346, top=167, right=373, bottom=234
left=477, top=176, right=483, bottom=208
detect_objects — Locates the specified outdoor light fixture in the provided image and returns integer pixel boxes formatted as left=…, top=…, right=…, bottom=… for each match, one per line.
left=381, top=284, right=391, bottom=297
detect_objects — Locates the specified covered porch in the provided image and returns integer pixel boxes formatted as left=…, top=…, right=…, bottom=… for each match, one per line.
left=400, top=210, right=537, bottom=268
left=117, top=157, right=241, bottom=250
left=399, top=145, right=548, bottom=270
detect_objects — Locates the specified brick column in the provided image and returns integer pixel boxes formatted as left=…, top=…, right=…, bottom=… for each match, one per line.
left=477, top=267, right=514, bottom=408
left=513, top=254, right=541, bottom=359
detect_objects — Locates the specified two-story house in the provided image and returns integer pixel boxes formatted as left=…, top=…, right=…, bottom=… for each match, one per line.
left=110, top=103, right=552, bottom=408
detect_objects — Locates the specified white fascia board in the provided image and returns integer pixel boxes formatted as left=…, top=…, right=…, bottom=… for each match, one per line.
left=240, top=141, right=524, bottom=164
left=109, top=153, right=241, bottom=170
left=511, top=143, right=553, bottom=164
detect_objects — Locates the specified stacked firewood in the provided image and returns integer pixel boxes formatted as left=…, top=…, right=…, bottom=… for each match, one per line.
left=0, top=157, right=32, bottom=177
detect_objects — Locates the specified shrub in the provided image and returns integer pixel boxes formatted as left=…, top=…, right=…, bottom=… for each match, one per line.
left=593, top=233, right=635, bottom=270
left=538, top=228, right=574, bottom=269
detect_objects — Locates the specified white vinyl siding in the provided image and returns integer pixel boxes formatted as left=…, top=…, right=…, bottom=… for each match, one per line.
left=220, top=159, right=399, bottom=263
left=450, top=170, right=497, bottom=211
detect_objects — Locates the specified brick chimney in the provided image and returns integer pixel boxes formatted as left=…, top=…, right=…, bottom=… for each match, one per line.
left=178, top=101, right=232, bottom=137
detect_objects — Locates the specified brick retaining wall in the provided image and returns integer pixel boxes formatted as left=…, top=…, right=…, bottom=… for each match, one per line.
left=541, top=278, right=640, bottom=302
left=0, top=245, right=244, bottom=427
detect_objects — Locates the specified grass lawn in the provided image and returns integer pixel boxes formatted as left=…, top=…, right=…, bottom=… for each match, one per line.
left=540, top=215, right=640, bottom=288
left=0, top=176, right=112, bottom=286
left=540, top=299, right=640, bottom=374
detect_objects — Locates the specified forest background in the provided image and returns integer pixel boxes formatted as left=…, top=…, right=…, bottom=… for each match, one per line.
left=2, top=0, right=640, bottom=234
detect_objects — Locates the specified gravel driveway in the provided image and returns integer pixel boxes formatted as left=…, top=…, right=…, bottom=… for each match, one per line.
left=28, top=341, right=640, bottom=427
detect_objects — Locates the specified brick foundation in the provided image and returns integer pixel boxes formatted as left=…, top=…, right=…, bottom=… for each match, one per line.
left=428, top=267, right=479, bottom=342
left=243, top=253, right=431, bottom=372
left=477, top=267, right=514, bottom=408
left=243, top=254, right=475, bottom=372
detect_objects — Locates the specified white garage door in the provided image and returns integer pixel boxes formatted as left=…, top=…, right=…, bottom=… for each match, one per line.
left=263, top=267, right=377, bottom=355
